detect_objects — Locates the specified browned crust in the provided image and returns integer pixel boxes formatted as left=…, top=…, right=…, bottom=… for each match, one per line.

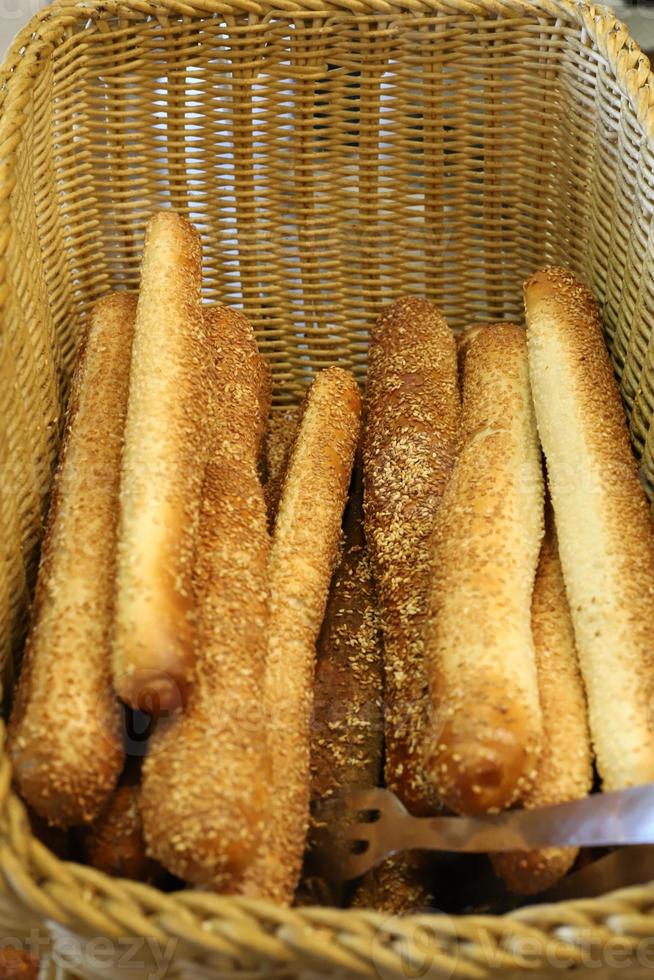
left=264, top=407, right=301, bottom=530
left=243, top=367, right=361, bottom=903
left=491, top=516, right=593, bottom=894
left=8, top=293, right=134, bottom=827
left=0, top=947, right=39, bottom=980
left=113, top=212, right=205, bottom=714
left=352, top=854, right=434, bottom=914
left=456, top=324, right=486, bottom=376
left=524, top=266, right=654, bottom=790
left=424, top=324, right=544, bottom=815
left=310, top=454, right=384, bottom=804
left=141, top=306, right=271, bottom=891
left=363, top=296, right=460, bottom=815
left=82, top=784, right=163, bottom=882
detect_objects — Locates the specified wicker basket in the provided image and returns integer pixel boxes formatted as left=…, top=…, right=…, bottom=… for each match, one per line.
left=2, top=0, right=654, bottom=975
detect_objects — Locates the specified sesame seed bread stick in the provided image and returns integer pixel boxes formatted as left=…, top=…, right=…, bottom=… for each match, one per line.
left=352, top=854, right=434, bottom=914
left=456, top=324, right=486, bottom=374
left=492, top=516, right=593, bottom=894
left=363, top=296, right=461, bottom=815
left=243, top=367, right=361, bottom=904
left=82, top=783, right=163, bottom=883
left=298, top=456, right=383, bottom=908
left=9, top=293, right=135, bottom=827
left=141, top=307, right=272, bottom=891
left=424, top=323, right=544, bottom=815
left=524, top=266, right=654, bottom=790
left=310, top=453, right=384, bottom=805
left=263, top=407, right=301, bottom=530
left=113, top=212, right=206, bottom=715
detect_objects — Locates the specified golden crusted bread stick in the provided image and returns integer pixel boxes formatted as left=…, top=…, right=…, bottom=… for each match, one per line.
left=113, top=212, right=206, bottom=714
left=311, top=455, right=383, bottom=804
left=352, top=854, right=433, bottom=914
left=492, top=517, right=593, bottom=894
left=9, top=293, right=135, bottom=826
left=424, top=324, right=544, bottom=815
left=363, top=296, right=460, bottom=815
left=264, top=407, right=301, bottom=529
left=525, top=267, right=654, bottom=790
left=141, top=307, right=271, bottom=890
left=299, top=457, right=383, bottom=907
left=456, top=324, right=485, bottom=373
left=243, top=367, right=361, bottom=903
left=82, top=783, right=164, bottom=883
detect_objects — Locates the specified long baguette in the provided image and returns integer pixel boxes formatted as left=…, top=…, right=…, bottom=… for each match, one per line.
left=294, top=454, right=384, bottom=906
left=310, top=455, right=383, bottom=804
left=424, top=323, right=544, bottom=815
left=263, top=407, right=301, bottom=529
left=243, top=367, right=361, bottom=903
left=9, top=293, right=134, bottom=826
left=298, top=456, right=383, bottom=907
left=491, top=517, right=593, bottom=894
left=82, top=783, right=163, bottom=883
left=113, top=212, right=206, bottom=714
left=524, top=266, right=654, bottom=790
left=363, top=296, right=460, bottom=815
left=141, top=307, right=271, bottom=890
left=352, top=854, right=433, bottom=914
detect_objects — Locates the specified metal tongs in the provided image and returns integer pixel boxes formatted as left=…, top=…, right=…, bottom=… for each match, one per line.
left=313, top=783, right=654, bottom=881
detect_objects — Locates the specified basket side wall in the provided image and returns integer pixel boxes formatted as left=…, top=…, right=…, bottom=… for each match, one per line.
left=1, top=3, right=653, bottom=680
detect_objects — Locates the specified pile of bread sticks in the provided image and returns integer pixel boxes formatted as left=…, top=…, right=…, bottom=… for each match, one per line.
left=9, top=211, right=654, bottom=909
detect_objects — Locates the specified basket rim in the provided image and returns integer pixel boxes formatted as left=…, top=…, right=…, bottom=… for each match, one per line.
left=1, top=0, right=654, bottom=973
left=0, top=0, right=652, bottom=264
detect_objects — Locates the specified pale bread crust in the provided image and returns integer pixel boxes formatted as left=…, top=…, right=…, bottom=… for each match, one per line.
left=492, top=518, right=593, bottom=894
left=525, top=266, right=654, bottom=790
left=363, top=296, right=461, bottom=815
left=113, top=212, right=205, bottom=714
left=141, top=307, right=271, bottom=891
left=243, top=367, right=360, bottom=903
left=9, top=293, right=135, bottom=826
left=424, top=323, right=544, bottom=815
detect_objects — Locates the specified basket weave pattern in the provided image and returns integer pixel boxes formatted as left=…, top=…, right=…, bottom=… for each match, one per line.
left=2, top=0, right=654, bottom=975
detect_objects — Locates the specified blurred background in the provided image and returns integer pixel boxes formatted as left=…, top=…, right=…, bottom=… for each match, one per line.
left=0, top=1, right=653, bottom=70
left=0, top=0, right=44, bottom=56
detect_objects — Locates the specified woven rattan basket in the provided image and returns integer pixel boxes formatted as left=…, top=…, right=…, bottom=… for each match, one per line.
left=3, top=0, right=654, bottom=975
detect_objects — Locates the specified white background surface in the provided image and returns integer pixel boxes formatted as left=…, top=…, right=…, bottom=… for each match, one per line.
left=0, top=0, right=44, bottom=55
left=1, top=2, right=654, bottom=65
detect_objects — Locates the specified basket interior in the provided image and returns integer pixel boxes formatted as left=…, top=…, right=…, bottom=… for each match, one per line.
left=1, top=0, right=654, bottom=671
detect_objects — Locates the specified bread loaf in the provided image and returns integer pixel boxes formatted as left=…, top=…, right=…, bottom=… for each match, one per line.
left=525, top=267, right=654, bottom=790
left=113, top=212, right=206, bottom=714
left=243, top=367, right=360, bottom=903
left=141, top=306, right=271, bottom=890
left=363, top=296, right=460, bottom=815
left=491, top=516, right=593, bottom=893
left=264, top=407, right=300, bottom=529
left=424, top=323, right=544, bottom=815
left=9, top=293, right=134, bottom=826
left=311, top=456, right=383, bottom=804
